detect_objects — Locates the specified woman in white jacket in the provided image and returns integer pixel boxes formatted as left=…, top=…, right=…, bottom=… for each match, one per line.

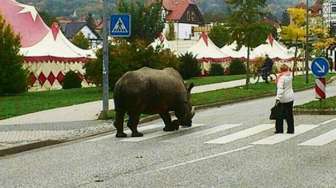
left=275, top=64, right=295, bottom=134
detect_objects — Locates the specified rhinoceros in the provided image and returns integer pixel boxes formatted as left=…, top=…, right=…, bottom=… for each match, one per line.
left=113, top=67, right=195, bottom=137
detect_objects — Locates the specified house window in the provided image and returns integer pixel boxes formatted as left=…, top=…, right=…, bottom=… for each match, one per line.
left=332, top=3, right=336, bottom=12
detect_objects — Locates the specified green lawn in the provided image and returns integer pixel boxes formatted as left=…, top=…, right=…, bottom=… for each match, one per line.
left=0, top=75, right=245, bottom=120
left=295, top=96, right=336, bottom=110
left=0, top=87, right=112, bottom=120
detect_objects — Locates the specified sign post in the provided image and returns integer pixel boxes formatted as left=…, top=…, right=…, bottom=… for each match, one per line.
left=311, top=57, right=329, bottom=108
left=101, top=12, right=131, bottom=118
left=102, top=0, right=109, bottom=118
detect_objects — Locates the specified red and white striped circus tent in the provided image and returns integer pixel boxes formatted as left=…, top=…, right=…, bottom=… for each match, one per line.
left=187, top=32, right=231, bottom=63
left=0, top=0, right=95, bottom=91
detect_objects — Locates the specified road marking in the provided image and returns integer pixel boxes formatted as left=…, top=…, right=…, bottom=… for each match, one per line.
left=121, top=124, right=205, bottom=142
left=151, top=146, right=253, bottom=172
left=162, top=124, right=242, bottom=143
left=298, top=118, right=336, bottom=146
left=205, top=124, right=273, bottom=145
left=85, top=123, right=163, bottom=143
left=252, top=124, right=318, bottom=145
left=318, top=118, right=336, bottom=126
left=299, top=128, right=336, bottom=146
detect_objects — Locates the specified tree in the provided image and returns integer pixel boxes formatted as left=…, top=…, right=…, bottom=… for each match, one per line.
left=39, top=11, right=57, bottom=26
left=280, top=7, right=306, bottom=77
left=85, top=13, right=96, bottom=29
left=224, top=0, right=273, bottom=86
left=117, top=0, right=164, bottom=45
left=310, top=18, right=336, bottom=57
left=0, top=14, right=27, bottom=95
left=72, top=32, right=90, bottom=49
left=208, top=24, right=231, bottom=48
left=281, top=10, right=290, bottom=26
left=165, top=22, right=175, bottom=41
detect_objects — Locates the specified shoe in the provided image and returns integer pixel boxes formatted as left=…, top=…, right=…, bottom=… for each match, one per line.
left=287, top=132, right=294, bottom=134
left=274, top=131, right=283, bottom=134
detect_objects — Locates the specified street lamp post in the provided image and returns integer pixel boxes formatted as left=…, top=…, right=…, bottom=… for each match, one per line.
left=102, top=0, right=109, bottom=118
left=305, top=0, right=309, bottom=84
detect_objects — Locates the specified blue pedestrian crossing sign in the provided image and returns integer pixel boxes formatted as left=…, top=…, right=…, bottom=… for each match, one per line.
left=311, top=57, right=329, bottom=78
left=110, top=14, right=131, bottom=37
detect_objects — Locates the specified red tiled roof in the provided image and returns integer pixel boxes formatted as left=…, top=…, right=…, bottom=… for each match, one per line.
left=310, top=0, right=322, bottom=16
left=163, top=0, right=196, bottom=21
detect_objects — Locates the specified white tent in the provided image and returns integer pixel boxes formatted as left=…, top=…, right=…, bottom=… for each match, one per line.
left=221, top=42, right=248, bottom=59
left=186, top=32, right=231, bottom=62
left=1, top=0, right=95, bottom=91
left=251, top=36, right=294, bottom=61
left=150, top=33, right=170, bottom=50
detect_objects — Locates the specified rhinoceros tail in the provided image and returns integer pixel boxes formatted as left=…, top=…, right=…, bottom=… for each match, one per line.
left=113, top=81, right=124, bottom=110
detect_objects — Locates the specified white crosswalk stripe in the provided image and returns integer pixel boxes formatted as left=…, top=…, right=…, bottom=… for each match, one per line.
left=252, top=124, right=318, bottom=145
left=162, top=124, right=242, bottom=143
left=85, top=118, right=336, bottom=147
left=298, top=118, right=336, bottom=146
left=299, top=129, right=336, bottom=146
left=85, top=123, right=164, bottom=143
left=121, top=124, right=205, bottom=142
left=205, top=124, right=273, bottom=145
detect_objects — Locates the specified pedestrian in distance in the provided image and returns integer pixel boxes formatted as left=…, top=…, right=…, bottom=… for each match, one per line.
left=261, top=54, right=274, bottom=83
left=274, top=64, right=295, bottom=134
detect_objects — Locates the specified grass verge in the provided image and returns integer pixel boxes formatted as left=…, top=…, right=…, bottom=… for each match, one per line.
left=0, top=75, right=245, bottom=120
left=294, top=96, right=336, bottom=115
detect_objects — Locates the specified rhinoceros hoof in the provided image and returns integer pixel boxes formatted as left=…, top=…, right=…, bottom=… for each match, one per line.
left=132, top=132, right=144, bottom=137
left=163, top=126, right=179, bottom=132
left=116, top=132, right=127, bottom=138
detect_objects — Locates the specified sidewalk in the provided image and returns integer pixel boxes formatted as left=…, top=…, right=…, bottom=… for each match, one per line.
left=0, top=76, right=334, bottom=156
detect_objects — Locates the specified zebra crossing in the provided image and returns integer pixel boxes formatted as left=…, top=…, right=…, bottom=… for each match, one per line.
left=86, top=118, right=336, bottom=147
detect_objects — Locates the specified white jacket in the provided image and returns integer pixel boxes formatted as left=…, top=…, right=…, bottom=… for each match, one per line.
left=276, top=72, right=294, bottom=103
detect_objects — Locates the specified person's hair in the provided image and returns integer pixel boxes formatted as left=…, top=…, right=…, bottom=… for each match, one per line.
left=280, top=64, right=289, bottom=72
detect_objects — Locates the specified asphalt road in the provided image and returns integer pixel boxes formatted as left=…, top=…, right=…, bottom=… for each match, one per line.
left=1, top=89, right=336, bottom=188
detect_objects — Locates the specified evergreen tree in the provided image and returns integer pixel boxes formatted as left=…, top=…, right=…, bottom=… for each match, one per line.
left=0, top=14, right=27, bottom=95
left=72, top=32, right=90, bottom=49
left=85, top=13, right=96, bottom=29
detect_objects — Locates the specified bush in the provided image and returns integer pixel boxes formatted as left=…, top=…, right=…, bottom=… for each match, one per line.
left=228, top=59, right=246, bottom=75
left=209, top=64, right=224, bottom=76
left=62, top=71, right=82, bottom=89
left=0, top=14, right=27, bottom=95
left=84, top=39, right=181, bottom=89
left=179, top=52, right=201, bottom=79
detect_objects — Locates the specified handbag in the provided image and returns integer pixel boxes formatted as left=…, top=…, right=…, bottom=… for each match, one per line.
left=270, top=102, right=283, bottom=120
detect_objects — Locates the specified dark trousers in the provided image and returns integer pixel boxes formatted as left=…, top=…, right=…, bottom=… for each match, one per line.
left=275, top=101, right=294, bottom=133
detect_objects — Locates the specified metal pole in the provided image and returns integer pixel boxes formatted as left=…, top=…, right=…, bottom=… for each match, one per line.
left=305, top=0, right=309, bottom=84
left=102, top=0, right=109, bottom=117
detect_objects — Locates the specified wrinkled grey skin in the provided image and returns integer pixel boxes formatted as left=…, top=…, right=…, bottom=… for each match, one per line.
left=113, top=67, right=195, bottom=138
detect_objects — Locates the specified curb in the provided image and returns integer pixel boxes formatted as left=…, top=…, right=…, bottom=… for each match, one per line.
left=294, top=109, right=336, bottom=115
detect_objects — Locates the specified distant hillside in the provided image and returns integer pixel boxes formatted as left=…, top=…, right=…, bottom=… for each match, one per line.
left=17, top=0, right=314, bottom=19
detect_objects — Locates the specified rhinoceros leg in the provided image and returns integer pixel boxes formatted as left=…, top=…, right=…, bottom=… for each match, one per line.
left=127, top=113, right=144, bottom=137
left=161, top=112, right=179, bottom=132
left=114, top=111, right=127, bottom=138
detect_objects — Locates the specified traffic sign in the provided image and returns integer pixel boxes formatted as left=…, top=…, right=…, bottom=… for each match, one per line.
left=311, top=57, right=329, bottom=78
left=110, top=14, right=131, bottom=37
